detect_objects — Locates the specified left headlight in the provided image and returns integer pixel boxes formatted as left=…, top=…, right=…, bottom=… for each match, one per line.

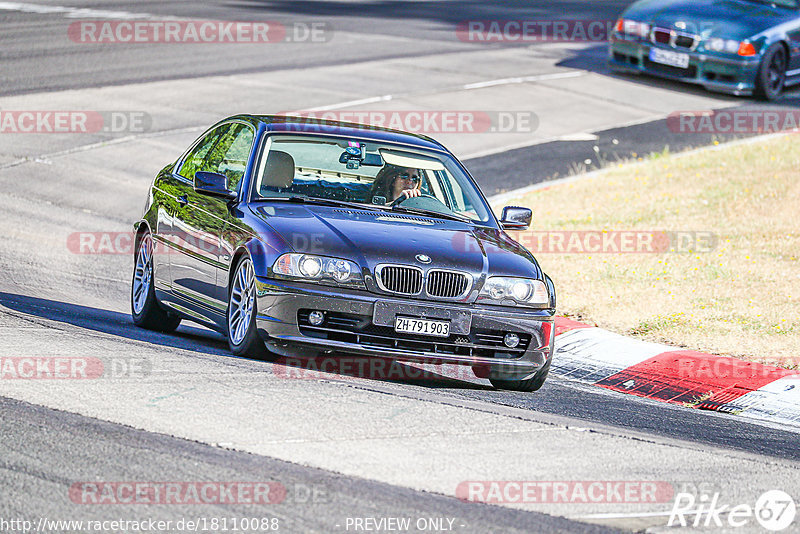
left=705, top=37, right=743, bottom=55
left=478, top=277, right=549, bottom=308
left=272, top=253, right=364, bottom=287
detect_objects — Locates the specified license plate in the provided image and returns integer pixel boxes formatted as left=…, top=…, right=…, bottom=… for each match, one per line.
left=649, top=48, right=690, bottom=69
left=394, top=316, right=450, bottom=338
left=374, top=301, right=471, bottom=334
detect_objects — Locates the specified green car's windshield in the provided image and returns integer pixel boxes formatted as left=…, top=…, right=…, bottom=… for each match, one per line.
left=251, top=134, right=492, bottom=223
left=743, top=0, right=798, bottom=7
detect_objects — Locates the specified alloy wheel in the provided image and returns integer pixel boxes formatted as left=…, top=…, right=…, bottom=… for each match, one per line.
left=132, top=234, right=153, bottom=315
left=229, top=258, right=255, bottom=345
left=768, top=49, right=787, bottom=93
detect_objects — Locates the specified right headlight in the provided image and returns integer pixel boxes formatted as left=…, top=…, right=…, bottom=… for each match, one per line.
left=477, top=277, right=549, bottom=308
left=615, top=18, right=650, bottom=39
left=272, top=253, right=364, bottom=288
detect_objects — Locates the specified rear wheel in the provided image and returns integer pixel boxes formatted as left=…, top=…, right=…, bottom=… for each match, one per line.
left=489, top=357, right=551, bottom=392
left=755, top=43, right=787, bottom=101
left=227, top=255, right=268, bottom=358
left=131, top=231, right=181, bottom=332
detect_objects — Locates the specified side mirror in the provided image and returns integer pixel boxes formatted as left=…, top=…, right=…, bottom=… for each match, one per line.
left=194, top=171, right=237, bottom=201
left=500, top=206, right=532, bottom=231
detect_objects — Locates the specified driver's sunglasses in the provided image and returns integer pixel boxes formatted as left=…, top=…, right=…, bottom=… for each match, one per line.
left=397, top=172, right=421, bottom=184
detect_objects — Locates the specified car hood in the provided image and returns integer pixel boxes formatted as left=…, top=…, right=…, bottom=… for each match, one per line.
left=625, top=0, right=797, bottom=40
left=252, top=203, right=542, bottom=282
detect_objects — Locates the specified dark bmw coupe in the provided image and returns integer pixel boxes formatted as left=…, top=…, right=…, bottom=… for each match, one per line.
left=132, top=115, right=556, bottom=391
left=609, top=0, right=800, bottom=99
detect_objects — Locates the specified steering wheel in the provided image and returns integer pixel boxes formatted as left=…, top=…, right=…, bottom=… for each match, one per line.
left=390, top=192, right=439, bottom=207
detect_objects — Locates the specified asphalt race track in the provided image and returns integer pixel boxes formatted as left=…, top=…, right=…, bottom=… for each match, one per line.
left=1, top=2, right=799, bottom=533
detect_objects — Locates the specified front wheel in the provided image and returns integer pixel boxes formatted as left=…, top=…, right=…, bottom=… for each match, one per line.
left=131, top=231, right=181, bottom=332
left=489, top=358, right=551, bottom=392
left=755, top=43, right=787, bottom=101
left=227, top=255, right=268, bottom=358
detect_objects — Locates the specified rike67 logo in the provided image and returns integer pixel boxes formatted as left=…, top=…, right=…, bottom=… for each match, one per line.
left=669, top=490, right=796, bottom=531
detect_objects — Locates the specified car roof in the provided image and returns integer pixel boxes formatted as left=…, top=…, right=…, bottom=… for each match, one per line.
left=225, top=114, right=449, bottom=152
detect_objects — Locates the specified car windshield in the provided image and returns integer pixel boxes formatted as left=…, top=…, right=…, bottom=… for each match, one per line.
left=251, top=134, right=492, bottom=223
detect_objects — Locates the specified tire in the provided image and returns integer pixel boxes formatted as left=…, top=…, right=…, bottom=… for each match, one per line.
left=489, top=357, right=551, bottom=393
left=131, top=231, right=181, bottom=332
left=755, top=43, right=787, bottom=101
left=227, top=255, right=268, bottom=359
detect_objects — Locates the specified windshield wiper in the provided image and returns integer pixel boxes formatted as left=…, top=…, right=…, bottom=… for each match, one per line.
left=267, top=196, right=382, bottom=211
left=391, top=205, right=471, bottom=223
left=264, top=196, right=471, bottom=221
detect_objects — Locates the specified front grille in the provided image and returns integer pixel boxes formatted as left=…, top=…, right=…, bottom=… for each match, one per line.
left=297, top=310, right=531, bottom=359
left=650, top=27, right=697, bottom=50
left=377, top=265, right=422, bottom=295
left=427, top=270, right=470, bottom=298
left=652, top=28, right=670, bottom=44
left=674, top=34, right=696, bottom=49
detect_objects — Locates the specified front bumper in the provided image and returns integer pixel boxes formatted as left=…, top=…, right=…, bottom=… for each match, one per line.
left=609, top=38, right=761, bottom=96
left=254, top=278, right=555, bottom=381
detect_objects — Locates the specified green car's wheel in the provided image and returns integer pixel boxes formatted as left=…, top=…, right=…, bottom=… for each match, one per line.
left=755, top=43, right=787, bottom=101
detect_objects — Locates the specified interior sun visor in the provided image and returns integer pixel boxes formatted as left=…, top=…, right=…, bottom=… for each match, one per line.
left=379, top=149, right=445, bottom=171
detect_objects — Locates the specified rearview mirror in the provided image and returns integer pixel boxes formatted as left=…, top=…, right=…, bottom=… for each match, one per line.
left=339, top=149, right=384, bottom=167
left=194, top=171, right=237, bottom=201
left=500, top=206, right=532, bottom=231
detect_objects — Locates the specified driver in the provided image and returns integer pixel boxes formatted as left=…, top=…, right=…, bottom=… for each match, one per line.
left=369, top=165, right=422, bottom=204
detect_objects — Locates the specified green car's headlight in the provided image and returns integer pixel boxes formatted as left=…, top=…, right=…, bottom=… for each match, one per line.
left=478, top=277, right=549, bottom=307
left=616, top=18, right=650, bottom=39
left=705, top=38, right=741, bottom=54
left=272, top=253, right=363, bottom=287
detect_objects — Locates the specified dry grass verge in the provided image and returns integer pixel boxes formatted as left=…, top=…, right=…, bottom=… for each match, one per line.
left=501, top=136, right=800, bottom=368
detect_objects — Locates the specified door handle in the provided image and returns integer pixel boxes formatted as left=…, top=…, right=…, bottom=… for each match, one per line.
left=177, top=194, right=189, bottom=207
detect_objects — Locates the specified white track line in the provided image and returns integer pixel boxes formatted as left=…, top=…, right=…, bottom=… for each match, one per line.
left=0, top=2, right=163, bottom=19
left=302, top=95, right=394, bottom=112
left=462, top=71, right=586, bottom=90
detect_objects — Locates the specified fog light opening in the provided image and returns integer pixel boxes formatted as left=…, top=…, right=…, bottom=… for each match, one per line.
left=308, top=311, right=325, bottom=326
left=503, top=333, right=520, bottom=349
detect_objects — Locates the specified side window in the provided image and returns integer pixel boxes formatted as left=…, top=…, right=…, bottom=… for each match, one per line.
left=178, top=123, right=254, bottom=190
left=178, top=127, right=224, bottom=180
left=207, top=124, right=254, bottom=191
